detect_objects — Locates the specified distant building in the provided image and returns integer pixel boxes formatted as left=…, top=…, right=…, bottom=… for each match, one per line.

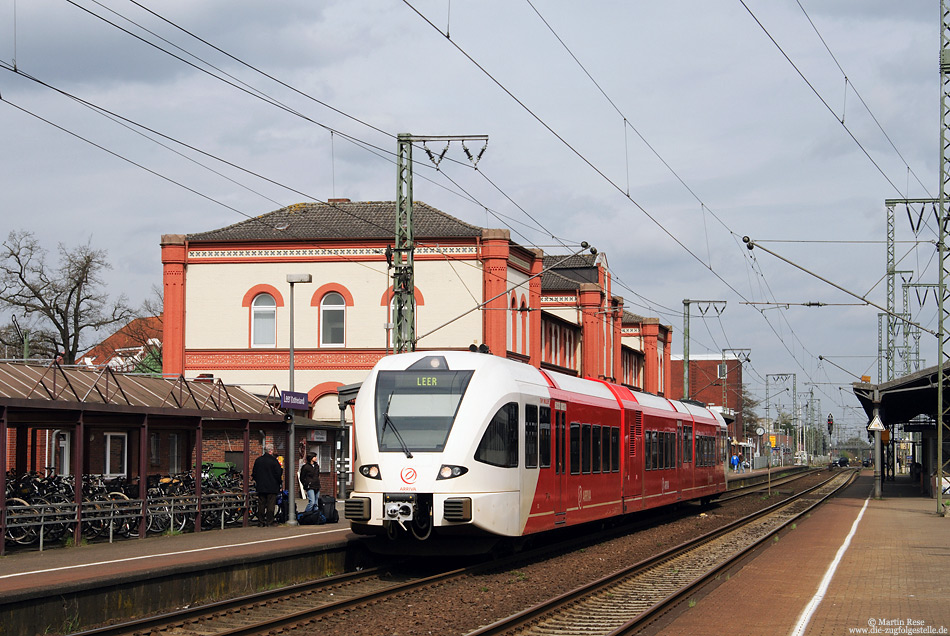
left=80, top=316, right=163, bottom=374
left=671, top=353, right=745, bottom=442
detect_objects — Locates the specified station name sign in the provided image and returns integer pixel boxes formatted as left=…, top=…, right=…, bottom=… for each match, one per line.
left=280, top=390, right=309, bottom=410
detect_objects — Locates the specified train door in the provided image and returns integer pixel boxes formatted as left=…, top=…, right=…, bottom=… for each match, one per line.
left=624, top=409, right=642, bottom=511
left=554, top=404, right=567, bottom=522
left=675, top=420, right=683, bottom=501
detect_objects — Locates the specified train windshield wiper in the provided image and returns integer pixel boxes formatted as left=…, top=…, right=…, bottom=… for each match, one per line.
left=382, top=393, right=413, bottom=459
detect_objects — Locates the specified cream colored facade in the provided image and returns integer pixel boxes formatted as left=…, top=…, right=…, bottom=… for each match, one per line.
left=162, top=201, right=674, bottom=427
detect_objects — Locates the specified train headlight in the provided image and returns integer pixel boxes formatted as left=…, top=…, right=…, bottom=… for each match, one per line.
left=437, top=464, right=468, bottom=480
left=359, top=464, right=381, bottom=479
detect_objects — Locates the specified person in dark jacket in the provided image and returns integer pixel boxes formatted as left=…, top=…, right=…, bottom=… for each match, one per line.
left=299, top=453, right=320, bottom=513
left=251, top=445, right=283, bottom=526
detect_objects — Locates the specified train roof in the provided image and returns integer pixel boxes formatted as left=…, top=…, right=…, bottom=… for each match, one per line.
left=365, top=352, right=726, bottom=427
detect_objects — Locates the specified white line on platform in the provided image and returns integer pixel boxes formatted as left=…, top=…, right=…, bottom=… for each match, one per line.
left=788, top=492, right=870, bottom=636
left=0, top=529, right=342, bottom=581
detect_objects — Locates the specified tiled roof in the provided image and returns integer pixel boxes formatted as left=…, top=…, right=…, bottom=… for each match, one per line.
left=81, top=317, right=163, bottom=368
left=187, top=201, right=483, bottom=242
left=622, top=310, right=648, bottom=323
left=543, top=254, right=597, bottom=270
left=541, top=253, right=599, bottom=290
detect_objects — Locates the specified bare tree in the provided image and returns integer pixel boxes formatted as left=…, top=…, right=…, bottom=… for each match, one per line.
left=0, top=230, right=133, bottom=364
left=0, top=317, right=57, bottom=360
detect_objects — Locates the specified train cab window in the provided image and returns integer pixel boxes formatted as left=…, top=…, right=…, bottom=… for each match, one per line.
left=375, top=369, right=475, bottom=453
left=539, top=407, right=551, bottom=468
left=570, top=422, right=580, bottom=474
left=610, top=427, right=620, bottom=472
left=592, top=425, right=602, bottom=473
left=475, top=402, right=519, bottom=467
left=525, top=404, right=539, bottom=469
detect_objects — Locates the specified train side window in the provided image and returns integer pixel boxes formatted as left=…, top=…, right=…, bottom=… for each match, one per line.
left=601, top=426, right=610, bottom=472
left=645, top=431, right=653, bottom=470
left=683, top=425, right=693, bottom=463
left=581, top=423, right=591, bottom=474
left=525, top=404, right=538, bottom=469
left=592, top=424, right=602, bottom=473
left=668, top=432, right=675, bottom=469
left=660, top=432, right=667, bottom=469
left=539, top=406, right=551, bottom=469
left=610, top=427, right=620, bottom=472
left=556, top=412, right=565, bottom=474
left=570, top=422, right=580, bottom=474
left=475, top=402, right=519, bottom=468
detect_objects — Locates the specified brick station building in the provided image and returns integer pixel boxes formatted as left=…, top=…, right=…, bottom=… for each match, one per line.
left=161, top=200, right=675, bottom=488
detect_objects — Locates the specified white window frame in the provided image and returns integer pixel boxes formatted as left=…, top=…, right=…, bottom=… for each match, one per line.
left=104, top=432, right=128, bottom=478
left=320, top=292, right=346, bottom=347
left=169, top=432, right=182, bottom=473
left=56, top=431, right=71, bottom=475
left=251, top=293, right=277, bottom=348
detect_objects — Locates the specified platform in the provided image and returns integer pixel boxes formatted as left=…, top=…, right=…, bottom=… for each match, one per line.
left=658, top=470, right=948, bottom=636
left=0, top=500, right=360, bottom=635
left=2, top=471, right=943, bottom=636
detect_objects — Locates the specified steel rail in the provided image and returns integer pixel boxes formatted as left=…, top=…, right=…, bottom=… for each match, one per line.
left=467, top=470, right=857, bottom=636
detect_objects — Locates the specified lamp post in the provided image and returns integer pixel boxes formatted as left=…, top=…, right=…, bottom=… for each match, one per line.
left=286, top=273, right=312, bottom=526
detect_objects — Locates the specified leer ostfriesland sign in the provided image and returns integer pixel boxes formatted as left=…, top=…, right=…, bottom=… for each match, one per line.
left=280, top=391, right=309, bottom=410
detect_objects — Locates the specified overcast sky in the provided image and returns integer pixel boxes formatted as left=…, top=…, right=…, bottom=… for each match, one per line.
left=0, top=1, right=940, bottom=439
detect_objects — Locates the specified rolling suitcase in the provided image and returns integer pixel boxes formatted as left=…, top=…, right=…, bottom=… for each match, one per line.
left=319, top=494, right=339, bottom=523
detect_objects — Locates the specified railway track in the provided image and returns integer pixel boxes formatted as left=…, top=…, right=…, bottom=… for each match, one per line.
left=468, top=469, right=857, bottom=636
left=70, top=564, right=463, bottom=636
left=73, top=469, right=832, bottom=636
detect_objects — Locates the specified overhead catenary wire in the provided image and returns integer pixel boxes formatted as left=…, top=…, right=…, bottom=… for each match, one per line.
left=50, top=0, right=746, bottom=356
left=404, top=0, right=899, bottom=397
left=7, top=2, right=908, bottom=408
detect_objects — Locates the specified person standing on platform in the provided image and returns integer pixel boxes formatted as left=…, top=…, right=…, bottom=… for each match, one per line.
left=731, top=453, right=739, bottom=472
left=738, top=453, right=745, bottom=473
left=252, top=445, right=283, bottom=526
left=300, top=453, right=320, bottom=513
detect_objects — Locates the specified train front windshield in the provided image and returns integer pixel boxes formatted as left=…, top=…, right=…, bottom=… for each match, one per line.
left=374, top=370, right=474, bottom=453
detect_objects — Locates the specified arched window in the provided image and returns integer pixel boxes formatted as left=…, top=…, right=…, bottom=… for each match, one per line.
left=251, top=293, right=277, bottom=347
left=320, top=292, right=346, bottom=347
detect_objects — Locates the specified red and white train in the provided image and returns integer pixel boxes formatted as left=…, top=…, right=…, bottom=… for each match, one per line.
left=344, top=350, right=729, bottom=552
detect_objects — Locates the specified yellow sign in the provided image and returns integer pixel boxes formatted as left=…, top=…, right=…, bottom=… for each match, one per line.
left=769, top=435, right=776, bottom=447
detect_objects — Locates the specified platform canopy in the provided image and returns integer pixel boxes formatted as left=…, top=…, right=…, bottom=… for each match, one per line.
left=0, top=361, right=284, bottom=423
left=851, top=362, right=948, bottom=429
